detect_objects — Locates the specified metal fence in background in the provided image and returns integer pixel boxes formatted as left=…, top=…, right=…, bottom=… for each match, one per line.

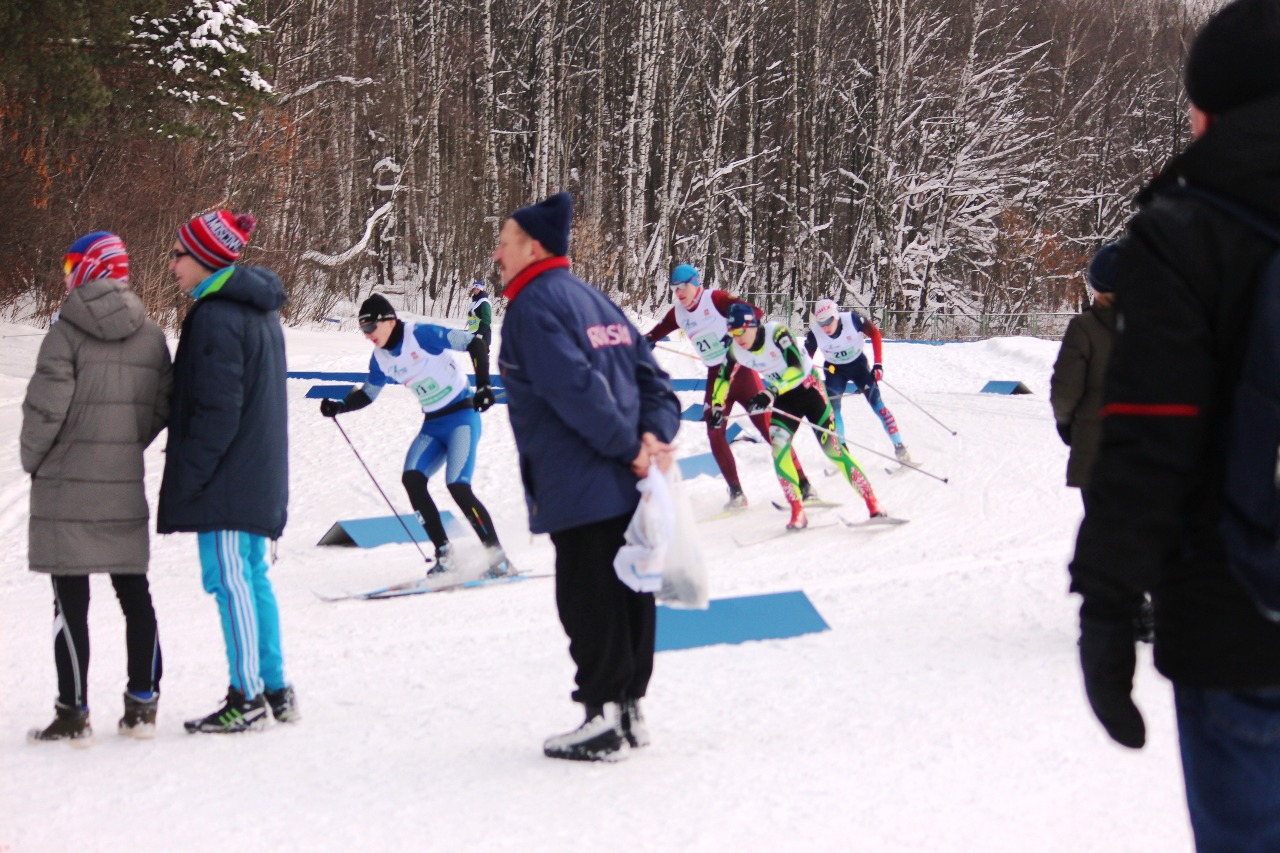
left=742, top=292, right=1077, bottom=341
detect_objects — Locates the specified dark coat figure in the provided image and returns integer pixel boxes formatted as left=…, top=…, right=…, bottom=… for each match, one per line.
left=1069, top=1, right=1280, bottom=846
left=160, top=211, right=297, bottom=734
left=157, top=264, right=289, bottom=538
left=1051, top=300, right=1117, bottom=488
left=495, top=192, right=680, bottom=762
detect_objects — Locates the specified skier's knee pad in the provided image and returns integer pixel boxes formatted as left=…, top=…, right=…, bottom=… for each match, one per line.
left=402, top=470, right=430, bottom=502
left=446, top=481, right=475, bottom=506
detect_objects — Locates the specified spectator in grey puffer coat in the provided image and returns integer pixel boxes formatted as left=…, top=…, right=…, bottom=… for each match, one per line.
left=21, top=231, right=172, bottom=743
left=1050, top=240, right=1122, bottom=508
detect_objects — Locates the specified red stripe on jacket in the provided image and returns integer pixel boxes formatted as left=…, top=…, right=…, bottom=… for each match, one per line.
left=1100, top=402, right=1201, bottom=418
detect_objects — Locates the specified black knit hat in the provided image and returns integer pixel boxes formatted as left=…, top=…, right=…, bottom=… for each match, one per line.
left=1185, top=0, right=1280, bottom=115
left=358, top=293, right=396, bottom=326
left=510, top=192, right=573, bottom=257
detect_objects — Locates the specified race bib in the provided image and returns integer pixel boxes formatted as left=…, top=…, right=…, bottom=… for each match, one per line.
left=410, top=376, right=455, bottom=408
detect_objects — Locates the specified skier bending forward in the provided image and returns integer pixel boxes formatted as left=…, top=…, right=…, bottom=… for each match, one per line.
left=321, top=294, right=511, bottom=576
left=713, top=303, right=885, bottom=530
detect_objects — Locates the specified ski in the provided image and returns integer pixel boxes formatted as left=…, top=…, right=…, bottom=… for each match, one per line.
left=771, top=499, right=844, bottom=512
left=733, top=519, right=841, bottom=547
left=697, top=506, right=751, bottom=524
left=317, top=571, right=553, bottom=602
left=884, top=459, right=921, bottom=476
left=838, top=514, right=909, bottom=529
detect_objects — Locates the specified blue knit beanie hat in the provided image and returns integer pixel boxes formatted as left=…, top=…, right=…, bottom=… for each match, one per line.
left=726, top=302, right=759, bottom=330
left=1087, top=239, right=1126, bottom=294
left=510, top=192, right=572, bottom=257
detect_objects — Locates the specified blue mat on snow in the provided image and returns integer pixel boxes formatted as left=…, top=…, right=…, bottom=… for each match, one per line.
left=979, top=380, right=1032, bottom=395
left=291, top=372, right=499, bottom=388
left=317, top=512, right=457, bottom=547
left=291, top=370, right=704, bottom=391
left=679, top=404, right=744, bottom=441
left=676, top=452, right=723, bottom=480
left=307, top=384, right=355, bottom=399
left=290, top=371, right=367, bottom=383
left=656, top=590, right=829, bottom=651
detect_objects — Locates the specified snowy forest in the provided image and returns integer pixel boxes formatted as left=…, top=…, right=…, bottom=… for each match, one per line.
left=2, top=0, right=1210, bottom=331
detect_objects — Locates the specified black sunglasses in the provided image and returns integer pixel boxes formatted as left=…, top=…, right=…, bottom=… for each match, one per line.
left=170, top=249, right=191, bottom=260
left=359, top=321, right=380, bottom=334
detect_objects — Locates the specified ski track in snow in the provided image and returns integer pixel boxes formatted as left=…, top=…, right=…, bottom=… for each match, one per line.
left=0, top=321, right=1192, bottom=852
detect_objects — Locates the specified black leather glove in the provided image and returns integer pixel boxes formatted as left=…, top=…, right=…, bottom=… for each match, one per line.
left=1056, top=422, right=1072, bottom=446
left=872, top=362, right=883, bottom=382
left=1079, top=614, right=1146, bottom=749
left=746, top=391, right=774, bottom=414
left=705, top=404, right=725, bottom=430
left=473, top=386, right=495, bottom=412
left=320, top=398, right=345, bottom=418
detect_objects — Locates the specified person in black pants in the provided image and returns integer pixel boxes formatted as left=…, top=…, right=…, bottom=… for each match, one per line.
left=21, top=231, right=171, bottom=742
left=494, top=192, right=680, bottom=762
left=550, top=515, right=657, bottom=714
left=48, top=577, right=163, bottom=735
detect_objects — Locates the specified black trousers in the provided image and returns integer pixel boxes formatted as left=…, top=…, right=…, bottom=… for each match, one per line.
left=51, top=575, right=162, bottom=708
left=549, top=512, right=656, bottom=707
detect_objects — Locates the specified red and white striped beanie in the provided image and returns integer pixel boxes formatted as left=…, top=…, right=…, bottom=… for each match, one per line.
left=65, top=232, right=129, bottom=291
left=177, top=210, right=257, bottom=270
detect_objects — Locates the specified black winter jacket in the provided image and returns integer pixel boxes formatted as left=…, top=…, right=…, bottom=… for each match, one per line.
left=1070, top=94, right=1280, bottom=688
left=158, top=265, right=289, bottom=538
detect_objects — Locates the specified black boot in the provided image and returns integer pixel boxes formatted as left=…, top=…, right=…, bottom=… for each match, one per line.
left=265, top=685, right=301, bottom=723
left=621, top=698, right=650, bottom=749
left=28, top=701, right=93, bottom=745
left=428, top=542, right=455, bottom=576
left=543, top=702, right=628, bottom=762
left=118, top=692, right=159, bottom=738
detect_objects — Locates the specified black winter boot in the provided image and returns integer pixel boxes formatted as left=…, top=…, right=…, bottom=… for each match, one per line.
left=118, top=692, right=158, bottom=738
left=265, top=686, right=300, bottom=723
left=28, top=701, right=93, bottom=745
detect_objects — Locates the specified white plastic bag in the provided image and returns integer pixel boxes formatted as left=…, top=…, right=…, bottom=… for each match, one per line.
left=613, top=470, right=672, bottom=594
left=657, top=464, right=709, bottom=609
left=613, top=464, right=708, bottom=608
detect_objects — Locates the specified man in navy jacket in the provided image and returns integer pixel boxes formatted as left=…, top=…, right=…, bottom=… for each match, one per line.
left=496, top=192, right=680, bottom=762
left=159, top=210, right=297, bottom=734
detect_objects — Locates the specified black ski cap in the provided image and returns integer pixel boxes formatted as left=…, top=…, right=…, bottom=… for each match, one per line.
left=358, top=294, right=396, bottom=325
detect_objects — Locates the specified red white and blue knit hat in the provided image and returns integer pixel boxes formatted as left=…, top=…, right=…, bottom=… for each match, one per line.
left=64, top=232, right=129, bottom=291
left=178, top=210, right=257, bottom=270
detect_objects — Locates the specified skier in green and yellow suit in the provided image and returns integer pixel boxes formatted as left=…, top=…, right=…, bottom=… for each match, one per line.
left=711, top=302, right=885, bottom=531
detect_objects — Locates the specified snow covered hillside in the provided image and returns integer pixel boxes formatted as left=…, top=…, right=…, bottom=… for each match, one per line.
left=0, top=318, right=1192, bottom=852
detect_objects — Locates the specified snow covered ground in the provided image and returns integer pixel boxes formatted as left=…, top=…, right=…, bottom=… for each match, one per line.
left=0, top=315, right=1192, bottom=852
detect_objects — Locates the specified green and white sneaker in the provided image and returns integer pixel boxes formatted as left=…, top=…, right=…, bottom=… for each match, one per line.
left=184, top=688, right=268, bottom=734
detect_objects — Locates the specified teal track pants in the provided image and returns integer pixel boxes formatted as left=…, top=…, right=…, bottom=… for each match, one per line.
left=198, top=530, right=287, bottom=699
